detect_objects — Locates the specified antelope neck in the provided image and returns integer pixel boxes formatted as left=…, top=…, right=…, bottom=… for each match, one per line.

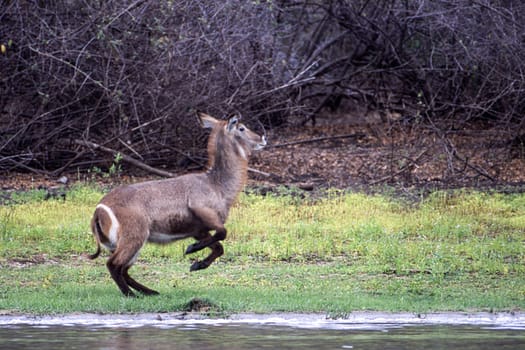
left=206, top=147, right=248, bottom=204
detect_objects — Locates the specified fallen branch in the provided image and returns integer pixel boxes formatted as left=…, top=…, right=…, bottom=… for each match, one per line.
left=3, top=157, right=51, bottom=176
left=247, top=167, right=272, bottom=177
left=74, top=139, right=176, bottom=177
left=369, top=149, right=427, bottom=185
left=74, top=139, right=271, bottom=178
left=452, top=150, right=496, bottom=182
left=270, top=133, right=365, bottom=148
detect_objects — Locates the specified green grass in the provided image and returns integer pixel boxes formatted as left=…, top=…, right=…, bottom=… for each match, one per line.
left=2, top=262, right=522, bottom=315
left=0, top=184, right=524, bottom=315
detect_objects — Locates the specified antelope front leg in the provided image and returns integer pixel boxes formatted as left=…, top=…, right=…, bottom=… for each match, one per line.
left=186, top=206, right=227, bottom=254
left=185, top=227, right=226, bottom=255
left=190, top=242, right=224, bottom=271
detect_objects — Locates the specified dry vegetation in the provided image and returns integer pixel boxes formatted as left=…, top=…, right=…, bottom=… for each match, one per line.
left=1, top=0, right=524, bottom=189
left=252, top=113, right=525, bottom=190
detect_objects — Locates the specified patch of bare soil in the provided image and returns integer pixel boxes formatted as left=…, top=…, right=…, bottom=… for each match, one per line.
left=1, top=113, right=524, bottom=194
left=250, top=114, right=525, bottom=192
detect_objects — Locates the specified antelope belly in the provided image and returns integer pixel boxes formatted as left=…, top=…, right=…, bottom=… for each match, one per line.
left=148, top=232, right=190, bottom=244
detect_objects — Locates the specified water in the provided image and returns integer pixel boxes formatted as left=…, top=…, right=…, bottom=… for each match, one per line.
left=1, top=313, right=524, bottom=350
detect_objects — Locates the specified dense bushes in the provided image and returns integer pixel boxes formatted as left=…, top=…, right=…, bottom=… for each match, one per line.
left=1, top=0, right=524, bottom=174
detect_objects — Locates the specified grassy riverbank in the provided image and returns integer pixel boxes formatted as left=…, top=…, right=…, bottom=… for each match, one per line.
left=0, top=185, right=524, bottom=315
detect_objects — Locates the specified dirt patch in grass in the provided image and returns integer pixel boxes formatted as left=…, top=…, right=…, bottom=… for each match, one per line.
left=1, top=254, right=87, bottom=268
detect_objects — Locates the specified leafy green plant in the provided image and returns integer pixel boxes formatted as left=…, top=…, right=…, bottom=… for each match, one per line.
left=107, top=152, right=123, bottom=178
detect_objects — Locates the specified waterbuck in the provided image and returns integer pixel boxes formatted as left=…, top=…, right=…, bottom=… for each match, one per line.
left=88, top=112, right=267, bottom=297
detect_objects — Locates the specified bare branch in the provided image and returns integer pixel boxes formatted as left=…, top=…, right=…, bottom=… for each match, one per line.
left=74, top=139, right=176, bottom=178
left=270, top=133, right=365, bottom=148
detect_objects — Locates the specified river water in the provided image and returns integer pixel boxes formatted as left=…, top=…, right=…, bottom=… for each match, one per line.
left=1, top=313, right=524, bottom=350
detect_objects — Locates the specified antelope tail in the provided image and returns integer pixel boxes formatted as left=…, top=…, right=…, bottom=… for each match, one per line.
left=88, top=216, right=103, bottom=260
left=88, top=243, right=101, bottom=260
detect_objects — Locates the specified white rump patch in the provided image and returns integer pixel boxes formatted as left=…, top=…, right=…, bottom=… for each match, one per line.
left=96, top=203, right=120, bottom=247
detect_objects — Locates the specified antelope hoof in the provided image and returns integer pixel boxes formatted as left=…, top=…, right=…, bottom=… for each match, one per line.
left=124, top=290, right=137, bottom=298
left=185, top=242, right=204, bottom=255
left=190, top=260, right=209, bottom=272
left=142, top=289, right=160, bottom=296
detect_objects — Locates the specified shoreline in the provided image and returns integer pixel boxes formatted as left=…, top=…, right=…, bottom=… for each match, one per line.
left=1, top=311, right=524, bottom=329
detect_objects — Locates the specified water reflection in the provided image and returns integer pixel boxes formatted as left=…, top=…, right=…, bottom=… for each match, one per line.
left=1, top=324, right=524, bottom=350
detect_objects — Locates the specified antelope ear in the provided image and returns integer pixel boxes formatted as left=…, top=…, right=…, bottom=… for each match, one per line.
left=227, top=115, right=240, bottom=131
left=197, top=112, right=218, bottom=129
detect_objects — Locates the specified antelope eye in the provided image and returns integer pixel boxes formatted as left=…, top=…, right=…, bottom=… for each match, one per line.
left=239, top=126, right=245, bottom=132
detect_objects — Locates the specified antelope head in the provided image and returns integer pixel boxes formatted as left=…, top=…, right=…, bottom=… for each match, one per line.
left=198, top=112, right=267, bottom=160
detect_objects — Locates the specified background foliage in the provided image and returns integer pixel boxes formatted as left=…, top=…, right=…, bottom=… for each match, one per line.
left=1, top=0, right=524, bottom=174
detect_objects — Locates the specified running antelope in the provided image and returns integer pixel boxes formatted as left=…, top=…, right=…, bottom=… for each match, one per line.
left=88, top=112, right=267, bottom=296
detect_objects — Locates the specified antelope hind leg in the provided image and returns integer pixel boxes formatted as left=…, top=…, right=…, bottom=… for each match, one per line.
left=123, top=267, right=159, bottom=295
left=106, top=239, right=149, bottom=297
left=107, top=258, right=136, bottom=297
